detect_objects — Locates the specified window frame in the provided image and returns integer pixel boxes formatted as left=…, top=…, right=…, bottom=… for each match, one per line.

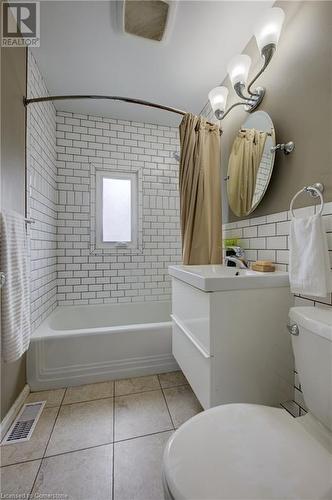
left=95, top=170, right=138, bottom=250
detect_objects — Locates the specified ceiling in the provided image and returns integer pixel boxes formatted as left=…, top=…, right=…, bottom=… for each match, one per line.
left=32, top=0, right=273, bottom=127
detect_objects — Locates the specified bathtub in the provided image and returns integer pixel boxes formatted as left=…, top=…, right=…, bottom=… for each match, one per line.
left=27, top=301, right=177, bottom=391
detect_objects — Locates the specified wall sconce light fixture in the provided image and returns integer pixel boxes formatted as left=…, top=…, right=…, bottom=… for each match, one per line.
left=208, top=7, right=285, bottom=120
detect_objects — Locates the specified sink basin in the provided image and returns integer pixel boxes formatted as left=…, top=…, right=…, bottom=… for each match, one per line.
left=168, top=264, right=289, bottom=291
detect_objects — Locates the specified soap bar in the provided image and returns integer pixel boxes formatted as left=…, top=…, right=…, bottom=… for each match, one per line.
left=255, top=260, right=273, bottom=266
left=252, top=260, right=275, bottom=272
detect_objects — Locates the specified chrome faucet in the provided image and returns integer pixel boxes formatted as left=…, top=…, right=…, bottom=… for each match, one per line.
left=224, top=256, right=249, bottom=269
left=225, top=246, right=249, bottom=269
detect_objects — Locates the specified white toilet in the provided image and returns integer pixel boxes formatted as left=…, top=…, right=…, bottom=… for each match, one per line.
left=162, top=307, right=332, bottom=500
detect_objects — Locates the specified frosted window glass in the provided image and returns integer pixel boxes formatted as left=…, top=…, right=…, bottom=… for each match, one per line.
left=102, top=178, right=131, bottom=242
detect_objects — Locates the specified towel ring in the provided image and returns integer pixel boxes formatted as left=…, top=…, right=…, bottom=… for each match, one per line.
left=290, top=183, right=324, bottom=218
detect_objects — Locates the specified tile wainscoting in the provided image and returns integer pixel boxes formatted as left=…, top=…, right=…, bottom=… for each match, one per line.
left=223, top=201, right=332, bottom=308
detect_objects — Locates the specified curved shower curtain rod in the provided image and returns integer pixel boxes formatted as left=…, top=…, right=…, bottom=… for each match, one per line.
left=23, top=94, right=187, bottom=116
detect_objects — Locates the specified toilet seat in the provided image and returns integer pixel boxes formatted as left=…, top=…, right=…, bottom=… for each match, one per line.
left=163, top=404, right=332, bottom=500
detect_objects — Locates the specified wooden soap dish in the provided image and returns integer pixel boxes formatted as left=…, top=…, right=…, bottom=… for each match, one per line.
left=251, top=260, right=275, bottom=272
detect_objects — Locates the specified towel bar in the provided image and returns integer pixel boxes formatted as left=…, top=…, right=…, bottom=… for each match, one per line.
left=290, top=183, right=324, bottom=218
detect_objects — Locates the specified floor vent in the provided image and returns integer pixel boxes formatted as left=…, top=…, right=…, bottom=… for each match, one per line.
left=2, top=401, right=46, bottom=445
left=280, top=400, right=307, bottom=418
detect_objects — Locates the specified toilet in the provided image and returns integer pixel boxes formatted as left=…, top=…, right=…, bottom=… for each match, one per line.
left=162, top=307, right=332, bottom=500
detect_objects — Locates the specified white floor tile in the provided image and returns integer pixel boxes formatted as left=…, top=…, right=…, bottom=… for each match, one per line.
left=0, top=459, right=41, bottom=496
left=33, top=445, right=113, bottom=500
left=63, top=381, right=114, bottom=404
left=115, top=390, right=172, bottom=441
left=114, top=431, right=172, bottom=500
left=46, top=398, right=113, bottom=456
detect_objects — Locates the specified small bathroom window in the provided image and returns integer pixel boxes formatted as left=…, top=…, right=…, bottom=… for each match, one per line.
left=96, top=171, right=138, bottom=249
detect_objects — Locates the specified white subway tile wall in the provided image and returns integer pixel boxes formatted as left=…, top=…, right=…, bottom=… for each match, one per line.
left=223, top=202, right=332, bottom=308
left=56, top=112, right=181, bottom=306
left=27, top=56, right=181, bottom=322
left=27, top=54, right=58, bottom=331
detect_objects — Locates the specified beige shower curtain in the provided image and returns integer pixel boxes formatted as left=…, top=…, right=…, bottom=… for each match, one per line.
left=227, top=128, right=267, bottom=217
left=179, top=113, right=222, bottom=265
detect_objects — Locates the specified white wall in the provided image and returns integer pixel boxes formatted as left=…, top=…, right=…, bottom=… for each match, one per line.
left=1, top=43, right=27, bottom=419
left=27, top=53, right=58, bottom=331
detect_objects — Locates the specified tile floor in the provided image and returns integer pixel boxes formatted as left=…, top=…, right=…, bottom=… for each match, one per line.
left=1, top=371, right=202, bottom=500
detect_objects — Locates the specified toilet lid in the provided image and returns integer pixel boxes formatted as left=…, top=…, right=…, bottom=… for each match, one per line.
left=163, top=404, right=332, bottom=500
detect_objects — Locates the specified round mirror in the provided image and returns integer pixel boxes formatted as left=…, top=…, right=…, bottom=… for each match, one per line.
left=227, top=111, right=276, bottom=217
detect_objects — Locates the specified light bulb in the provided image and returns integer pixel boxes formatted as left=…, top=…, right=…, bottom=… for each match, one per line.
left=227, top=54, right=251, bottom=87
left=208, top=86, right=229, bottom=118
left=254, top=7, right=285, bottom=54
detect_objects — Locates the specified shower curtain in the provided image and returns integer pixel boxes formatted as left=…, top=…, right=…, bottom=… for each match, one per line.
left=227, top=128, right=267, bottom=217
left=179, top=113, right=222, bottom=265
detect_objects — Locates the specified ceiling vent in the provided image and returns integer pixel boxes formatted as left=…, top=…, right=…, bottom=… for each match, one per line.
left=124, top=0, right=171, bottom=42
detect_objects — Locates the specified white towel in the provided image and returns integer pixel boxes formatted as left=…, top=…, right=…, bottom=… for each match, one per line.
left=1, top=210, right=31, bottom=362
left=289, top=214, right=332, bottom=298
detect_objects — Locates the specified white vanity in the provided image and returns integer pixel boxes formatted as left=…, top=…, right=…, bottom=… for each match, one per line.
left=169, top=265, right=294, bottom=409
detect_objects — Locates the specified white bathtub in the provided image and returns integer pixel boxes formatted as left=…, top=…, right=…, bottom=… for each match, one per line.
left=27, top=301, right=177, bottom=391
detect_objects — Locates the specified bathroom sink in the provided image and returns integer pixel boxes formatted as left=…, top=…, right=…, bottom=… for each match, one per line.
left=168, top=264, right=289, bottom=291
left=169, top=264, right=292, bottom=409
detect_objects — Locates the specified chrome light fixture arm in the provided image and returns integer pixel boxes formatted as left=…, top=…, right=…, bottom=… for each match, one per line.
left=233, top=82, right=251, bottom=101
left=233, top=82, right=265, bottom=113
left=215, top=87, right=264, bottom=121
left=215, top=101, right=250, bottom=121
left=247, top=44, right=276, bottom=96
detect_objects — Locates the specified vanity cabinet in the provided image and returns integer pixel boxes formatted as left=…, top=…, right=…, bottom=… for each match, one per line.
left=169, top=266, right=294, bottom=410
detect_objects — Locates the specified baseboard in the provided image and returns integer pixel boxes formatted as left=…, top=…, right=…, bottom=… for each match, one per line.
left=0, top=384, right=30, bottom=440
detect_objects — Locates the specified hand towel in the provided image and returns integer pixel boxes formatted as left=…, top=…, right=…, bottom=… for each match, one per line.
left=0, top=210, right=31, bottom=362
left=289, top=214, right=332, bottom=298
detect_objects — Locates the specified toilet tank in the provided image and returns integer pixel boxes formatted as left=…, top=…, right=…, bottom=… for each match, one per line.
left=289, top=307, right=332, bottom=432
